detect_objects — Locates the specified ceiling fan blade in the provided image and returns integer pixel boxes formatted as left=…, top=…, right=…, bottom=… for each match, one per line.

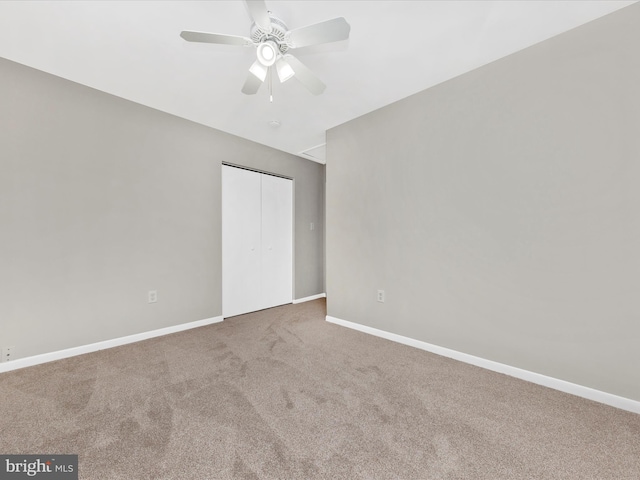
left=283, top=54, right=326, bottom=95
left=242, top=72, right=263, bottom=95
left=180, top=31, right=253, bottom=46
left=287, top=17, right=350, bottom=49
left=242, top=61, right=267, bottom=95
left=245, top=0, right=272, bottom=33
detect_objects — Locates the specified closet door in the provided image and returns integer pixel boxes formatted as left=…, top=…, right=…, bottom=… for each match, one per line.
left=261, top=174, right=293, bottom=309
left=222, top=166, right=262, bottom=317
left=222, top=165, right=293, bottom=318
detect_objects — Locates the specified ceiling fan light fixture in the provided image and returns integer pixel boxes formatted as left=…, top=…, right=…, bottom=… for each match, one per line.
left=276, top=57, right=294, bottom=83
left=249, top=61, right=268, bottom=81
left=257, top=41, right=278, bottom=66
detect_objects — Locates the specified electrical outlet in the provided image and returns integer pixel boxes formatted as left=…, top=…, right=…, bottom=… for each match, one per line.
left=1, top=346, right=15, bottom=362
left=310, top=222, right=315, bottom=231
left=377, top=290, right=385, bottom=303
left=148, top=290, right=158, bottom=303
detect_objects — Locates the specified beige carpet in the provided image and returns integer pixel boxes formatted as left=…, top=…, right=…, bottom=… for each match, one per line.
left=1, top=299, right=639, bottom=479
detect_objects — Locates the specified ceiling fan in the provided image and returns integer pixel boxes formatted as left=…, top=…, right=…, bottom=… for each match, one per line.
left=180, top=0, right=350, bottom=97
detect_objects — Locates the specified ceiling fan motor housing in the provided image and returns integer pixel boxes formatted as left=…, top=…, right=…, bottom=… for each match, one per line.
left=250, top=13, right=289, bottom=54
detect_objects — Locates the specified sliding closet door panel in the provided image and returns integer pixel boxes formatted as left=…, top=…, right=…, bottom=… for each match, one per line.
left=222, top=166, right=262, bottom=317
left=261, top=174, right=293, bottom=309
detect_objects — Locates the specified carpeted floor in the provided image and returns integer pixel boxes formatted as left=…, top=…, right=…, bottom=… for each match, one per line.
left=1, top=299, right=639, bottom=479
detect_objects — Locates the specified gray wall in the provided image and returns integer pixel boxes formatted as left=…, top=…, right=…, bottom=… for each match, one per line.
left=326, top=4, right=640, bottom=401
left=0, top=57, right=324, bottom=360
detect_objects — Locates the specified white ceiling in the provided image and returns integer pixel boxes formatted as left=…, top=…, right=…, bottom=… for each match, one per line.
left=0, top=1, right=635, bottom=163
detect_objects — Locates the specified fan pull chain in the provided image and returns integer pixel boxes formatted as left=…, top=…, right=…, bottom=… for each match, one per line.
left=269, top=66, right=273, bottom=103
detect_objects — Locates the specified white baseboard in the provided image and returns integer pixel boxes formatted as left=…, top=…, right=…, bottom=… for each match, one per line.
left=293, top=293, right=326, bottom=304
left=0, top=315, right=224, bottom=374
left=326, top=315, right=640, bottom=415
